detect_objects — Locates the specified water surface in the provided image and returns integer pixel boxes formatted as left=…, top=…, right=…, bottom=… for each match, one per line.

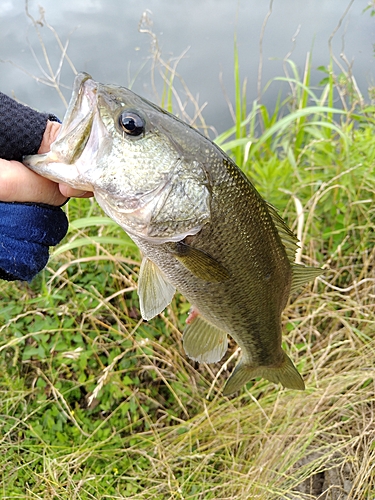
left=0, top=0, right=373, bottom=133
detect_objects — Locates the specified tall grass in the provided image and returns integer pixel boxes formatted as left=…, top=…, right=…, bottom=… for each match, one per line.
left=1, top=8, right=375, bottom=499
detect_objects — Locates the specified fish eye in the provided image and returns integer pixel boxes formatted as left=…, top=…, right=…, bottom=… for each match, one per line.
left=118, top=111, right=145, bottom=136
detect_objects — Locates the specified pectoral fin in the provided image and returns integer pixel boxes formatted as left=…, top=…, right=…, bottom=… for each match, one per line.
left=169, top=241, right=230, bottom=282
left=183, top=314, right=228, bottom=363
left=138, top=257, right=176, bottom=320
left=223, top=351, right=305, bottom=396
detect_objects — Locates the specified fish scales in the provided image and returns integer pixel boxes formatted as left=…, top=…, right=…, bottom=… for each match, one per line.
left=23, top=73, right=322, bottom=395
left=132, top=158, right=291, bottom=364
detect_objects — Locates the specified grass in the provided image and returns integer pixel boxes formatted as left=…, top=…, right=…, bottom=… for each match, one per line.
left=1, top=8, right=375, bottom=499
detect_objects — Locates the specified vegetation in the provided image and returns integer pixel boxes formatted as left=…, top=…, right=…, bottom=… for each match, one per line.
left=1, top=10, right=375, bottom=499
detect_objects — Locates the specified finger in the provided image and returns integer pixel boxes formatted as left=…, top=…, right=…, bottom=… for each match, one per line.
left=59, top=184, right=94, bottom=198
left=0, top=159, right=68, bottom=205
left=38, top=121, right=61, bottom=153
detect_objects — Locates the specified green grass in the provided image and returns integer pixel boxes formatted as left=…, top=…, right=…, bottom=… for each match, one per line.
left=1, top=13, right=375, bottom=499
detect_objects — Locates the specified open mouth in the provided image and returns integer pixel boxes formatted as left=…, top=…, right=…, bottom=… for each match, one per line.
left=22, top=73, right=100, bottom=190
left=48, top=74, right=98, bottom=164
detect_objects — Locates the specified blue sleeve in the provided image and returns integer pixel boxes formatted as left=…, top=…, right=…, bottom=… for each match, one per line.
left=0, top=202, right=69, bottom=281
left=0, top=92, right=68, bottom=282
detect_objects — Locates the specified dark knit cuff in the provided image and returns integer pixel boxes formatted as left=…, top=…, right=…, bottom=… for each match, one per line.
left=0, top=92, right=60, bottom=161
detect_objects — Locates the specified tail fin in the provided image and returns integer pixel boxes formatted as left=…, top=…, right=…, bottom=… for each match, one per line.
left=223, top=351, right=305, bottom=396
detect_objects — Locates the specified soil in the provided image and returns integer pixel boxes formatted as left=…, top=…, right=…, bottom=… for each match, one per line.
left=288, top=453, right=354, bottom=499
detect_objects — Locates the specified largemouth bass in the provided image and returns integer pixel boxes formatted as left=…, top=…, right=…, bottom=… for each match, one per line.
left=24, top=73, right=321, bottom=395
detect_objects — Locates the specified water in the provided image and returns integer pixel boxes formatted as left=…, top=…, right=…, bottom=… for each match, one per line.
left=0, top=0, right=374, bottom=134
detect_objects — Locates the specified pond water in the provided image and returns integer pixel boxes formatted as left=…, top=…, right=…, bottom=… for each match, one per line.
left=0, top=0, right=374, bottom=134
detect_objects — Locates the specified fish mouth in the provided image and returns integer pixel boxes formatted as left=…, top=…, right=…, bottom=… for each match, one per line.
left=23, top=73, right=101, bottom=190
left=53, top=73, right=98, bottom=164
left=61, top=73, right=95, bottom=131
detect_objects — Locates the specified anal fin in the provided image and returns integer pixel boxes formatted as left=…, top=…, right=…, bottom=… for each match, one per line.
left=138, top=257, right=176, bottom=320
left=223, top=351, right=305, bottom=396
left=183, top=314, right=228, bottom=364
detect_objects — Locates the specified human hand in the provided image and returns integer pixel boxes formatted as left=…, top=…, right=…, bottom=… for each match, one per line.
left=0, top=158, right=68, bottom=205
left=0, top=121, right=93, bottom=205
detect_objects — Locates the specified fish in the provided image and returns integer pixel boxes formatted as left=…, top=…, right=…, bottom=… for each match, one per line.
left=23, top=72, right=322, bottom=395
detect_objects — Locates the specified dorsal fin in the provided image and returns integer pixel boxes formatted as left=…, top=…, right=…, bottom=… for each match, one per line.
left=266, top=202, right=299, bottom=263
left=267, top=203, right=323, bottom=291
left=291, top=264, right=323, bottom=293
